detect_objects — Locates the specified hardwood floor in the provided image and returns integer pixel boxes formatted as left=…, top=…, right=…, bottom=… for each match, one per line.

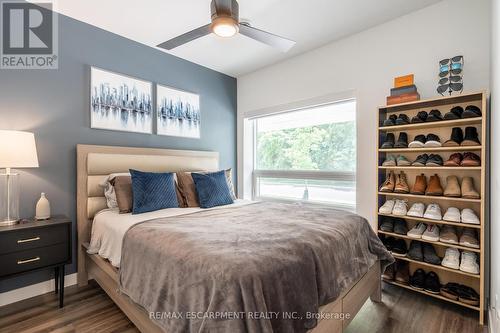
left=0, top=281, right=487, bottom=333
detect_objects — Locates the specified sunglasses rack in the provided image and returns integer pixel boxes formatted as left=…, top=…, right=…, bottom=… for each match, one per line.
left=376, top=91, right=487, bottom=325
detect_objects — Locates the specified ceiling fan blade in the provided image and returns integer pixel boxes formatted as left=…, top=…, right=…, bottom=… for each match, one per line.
left=157, top=24, right=212, bottom=50
left=238, top=24, right=295, bottom=52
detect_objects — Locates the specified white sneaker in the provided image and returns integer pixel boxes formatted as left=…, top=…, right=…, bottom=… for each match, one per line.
left=392, top=200, right=408, bottom=216
left=441, top=248, right=460, bottom=270
left=407, top=203, right=425, bottom=217
left=379, top=200, right=395, bottom=214
left=461, top=208, right=480, bottom=225
left=443, top=207, right=461, bottom=222
left=422, top=225, right=440, bottom=241
left=423, top=203, right=442, bottom=220
left=407, top=223, right=427, bottom=239
left=460, top=251, right=479, bottom=274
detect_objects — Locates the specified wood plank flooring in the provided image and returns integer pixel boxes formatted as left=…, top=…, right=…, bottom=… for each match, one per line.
left=0, top=281, right=487, bottom=333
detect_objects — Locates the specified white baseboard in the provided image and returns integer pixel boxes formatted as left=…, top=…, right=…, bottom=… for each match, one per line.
left=490, top=306, right=499, bottom=333
left=0, top=273, right=77, bottom=307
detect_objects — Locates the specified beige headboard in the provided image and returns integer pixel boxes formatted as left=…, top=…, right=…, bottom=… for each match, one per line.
left=76, top=144, right=219, bottom=283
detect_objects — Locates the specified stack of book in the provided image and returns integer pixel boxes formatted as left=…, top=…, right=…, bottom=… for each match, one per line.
left=387, top=74, right=420, bottom=105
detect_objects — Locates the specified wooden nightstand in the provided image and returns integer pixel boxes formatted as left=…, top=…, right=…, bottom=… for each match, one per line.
left=0, top=215, right=72, bottom=308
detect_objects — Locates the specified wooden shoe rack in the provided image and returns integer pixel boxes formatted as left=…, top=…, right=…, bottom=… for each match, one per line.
left=376, top=91, right=487, bottom=324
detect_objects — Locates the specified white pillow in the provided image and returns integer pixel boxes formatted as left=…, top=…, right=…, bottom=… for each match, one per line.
left=99, top=173, right=130, bottom=208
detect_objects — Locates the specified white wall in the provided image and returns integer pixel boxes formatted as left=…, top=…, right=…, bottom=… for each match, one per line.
left=237, top=0, right=491, bottom=223
left=490, top=0, right=499, bottom=329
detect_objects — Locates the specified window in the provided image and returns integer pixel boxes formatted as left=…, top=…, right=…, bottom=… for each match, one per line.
left=251, top=99, right=356, bottom=210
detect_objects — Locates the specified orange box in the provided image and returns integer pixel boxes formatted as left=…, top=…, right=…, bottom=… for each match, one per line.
left=394, top=74, right=414, bottom=88
left=386, top=92, right=420, bottom=105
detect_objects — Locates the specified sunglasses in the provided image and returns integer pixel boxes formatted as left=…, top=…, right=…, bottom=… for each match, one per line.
left=439, top=56, right=463, bottom=66
left=438, top=75, right=462, bottom=85
left=437, top=82, right=463, bottom=95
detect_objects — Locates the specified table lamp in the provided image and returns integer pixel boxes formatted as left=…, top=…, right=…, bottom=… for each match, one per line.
left=0, top=130, right=39, bottom=226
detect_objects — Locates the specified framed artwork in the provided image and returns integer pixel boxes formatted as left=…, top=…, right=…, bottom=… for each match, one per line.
left=156, top=84, right=200, bottom=138
left=90, top=67, right=153, bottom=134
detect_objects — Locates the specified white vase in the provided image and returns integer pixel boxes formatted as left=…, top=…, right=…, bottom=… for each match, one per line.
left=35, top=193, right=51, bottom=220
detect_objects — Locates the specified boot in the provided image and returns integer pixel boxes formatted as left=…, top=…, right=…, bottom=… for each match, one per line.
left=394, top=172, right=410, bottom=193
left=380, top=171, right=395, bottom=192
left=461, top=177, right=480, bottom=199
left=444, top=175, right=461, bottom=197
left=425, top=174, right=444, bottom=196
left=443, top=127, right=464, bottom=146
left=461, top=127, right=481, bottom=146
left=411, top=174, right=427, bottom=195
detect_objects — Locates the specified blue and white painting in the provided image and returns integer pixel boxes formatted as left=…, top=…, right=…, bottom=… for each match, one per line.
left=157, top=85, right=200, bottom=138
left=90, top=67, right=153, bottom=134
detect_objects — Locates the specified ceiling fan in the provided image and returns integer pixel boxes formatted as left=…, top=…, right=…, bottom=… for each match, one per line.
left=157, top=0, right=296, bottom=52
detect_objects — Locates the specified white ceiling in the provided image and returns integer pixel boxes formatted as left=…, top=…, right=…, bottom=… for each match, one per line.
left=55, top=0, right=442, bottom=77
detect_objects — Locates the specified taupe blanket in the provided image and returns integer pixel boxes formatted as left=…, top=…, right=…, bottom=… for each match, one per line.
left=119, top=202, right=393, bottom=333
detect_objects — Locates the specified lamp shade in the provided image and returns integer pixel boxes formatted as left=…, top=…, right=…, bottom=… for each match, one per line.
left=0, top=130, right=39, bottom=168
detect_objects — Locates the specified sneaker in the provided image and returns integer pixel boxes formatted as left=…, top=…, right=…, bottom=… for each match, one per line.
left=395, top=261, right=410, bottom=284
left=462, top=105, right=482, bottom=118
left=444, top=106, right=463, bottom=120
left=382, top=263, right=395, bottom=280
left=407, top=203, right=425, bottom=217
left=395, top=114, right=410, bottom=125
left=407, top=241, right=423, bottom=261
left=394, top=132, right=409, bottom=148
left=460, top=251, right=479, bottom=274
left=379, top=218, right=394, bottom=232
left=381, top=236, right=396, bottom=251
left=440, top=225, right=458, bottom=244
left=423, top=243, right=441, bottom=265
left=407, top=223, right=426, bottom=239
left=441, top=282, right=461, bottom=300
left=461, top=127, right=481, bottom=146
left=379, top=200, right=396, bottom=214
left=443, top=127, right=464, bottom=147
left=457, top=285, right=480, bottom=306
left=461, top=208, right=480, bottom=224
left=423, top=203, right=442, bottom=220
left=380, top=171, right=395, bottom=192
left=422, top=225, right=440, bottom=241
left=443, top=207, right=461, bottom=222
left=393, top=219, right=408, bottom=235
left=412, top=154, right=429, bottom=166
left=392, top=239, right=408, bottom=256
left=409, top=268, right=426, bottom=290
left=411, top=111, right=428, bottom=123
left=392, top=200, right=408, bottom=216
left=383, top=114, right=397, bottom=126
left=426, top=154, right=444, bottom=166
left=460, top=229, right=479, bottom=249
left=396, top=155, right=411, bottom=166
left=424, top=134, right=441, bottom=147
left=441, top=248, right=460, bottom=269
left=408, top=134, right=426, bottom=148
left=426, top=109, right=443, bottom=122
left=424, top=271, right=441, bottom=294
left=381, top=133, right=396, bottom=148
left=382, top=155, right=397, bottom=166
left=394, top=172, right=410, bottom=193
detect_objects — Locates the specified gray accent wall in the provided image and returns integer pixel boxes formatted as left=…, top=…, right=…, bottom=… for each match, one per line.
left=0, top=13, right=236, bottom=292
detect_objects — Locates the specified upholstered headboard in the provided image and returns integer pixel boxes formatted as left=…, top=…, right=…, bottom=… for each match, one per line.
left=76, top=144, right=219, bottom=283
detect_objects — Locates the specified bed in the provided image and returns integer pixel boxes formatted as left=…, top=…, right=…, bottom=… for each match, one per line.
left=76, top=144, right=392, bottom=333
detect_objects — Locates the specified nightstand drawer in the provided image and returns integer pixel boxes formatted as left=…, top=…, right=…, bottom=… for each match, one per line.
left=0, top=243, right=70, bottom=277
left=0, top=224, right=68, bottom=255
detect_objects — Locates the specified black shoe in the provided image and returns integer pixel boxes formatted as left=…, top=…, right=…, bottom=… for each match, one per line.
left=393, top=219, right=408, bottom=235
left=395, top=114, right=410, bottom=125
left=411, top=111, right=428, bottom=123
left=426, top=109, right=443, bottom=122
left=412, top=154, right=429, bottom=166
left=424, top=133, right=441, bottom=147
left=426, top=154, right=443, bottom=166
left=443, top=127, right=464, bottom=146
left=444, top=106, right=463, bottom=120
left=381, top=133, right=396, bottom=148
left=394, top=132, right=409, bottom=148
left=461, top=127, right=481, bottom=146
left=462, top=105, right=482, bottom=118
left=408, top=134, right=426, bottom=148
left=383, top=114, right=397, bottom=126
left=382, top=236, right=396, bottom=251
left=379, top=218, right=394, bottom=232
left=392, top=239, right=408, bottom=256
left=423, top=243, right=441, bottom=265
left=407, top=241, right=423, bottom=261
left=410, top=268, right=426, bottom=290
left=424, top=271, right=441, bottom=294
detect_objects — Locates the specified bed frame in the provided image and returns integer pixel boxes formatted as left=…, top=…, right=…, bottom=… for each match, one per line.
left=76, top=144, right=382, bottom=333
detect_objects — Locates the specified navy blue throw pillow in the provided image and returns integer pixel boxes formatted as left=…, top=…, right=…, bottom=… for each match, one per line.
left=130, top=169, right=179, bottom=214
left=191, top=170, right=234, bottom=208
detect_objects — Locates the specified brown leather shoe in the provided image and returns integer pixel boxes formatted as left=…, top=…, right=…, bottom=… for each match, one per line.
left=444, top=175, right=461, bottom=197
left=382, top=263, right=395, bottom=281
left=461, top=152, right=481, bottom=166
left=444, top=153, right=463, bottom=166
left=425, top=174, right=444, bottom=196
left=395, top=261, right=410, bottom=284
left=394, top=171, right=410, bottom=193
left=461, top=177, right=480, bottom=199
left=380, top=171, right=395, bottom=192
left=411, top=174, right=427, bottom=195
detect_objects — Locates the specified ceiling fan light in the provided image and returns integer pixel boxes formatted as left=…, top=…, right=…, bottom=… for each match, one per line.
left=211, top=17, right=239, bottom=38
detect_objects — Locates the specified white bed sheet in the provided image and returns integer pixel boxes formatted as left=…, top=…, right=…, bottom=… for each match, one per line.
left=87, top=200, right=252, bottom=267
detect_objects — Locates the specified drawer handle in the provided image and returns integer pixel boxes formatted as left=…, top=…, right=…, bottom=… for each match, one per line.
left=17, top=236, right=41, bottom=244
left=17, top=257, right=40, bottom=265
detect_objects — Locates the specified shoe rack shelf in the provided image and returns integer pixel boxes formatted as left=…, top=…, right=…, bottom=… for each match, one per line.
left=376, top=91, right=487, bottom=324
